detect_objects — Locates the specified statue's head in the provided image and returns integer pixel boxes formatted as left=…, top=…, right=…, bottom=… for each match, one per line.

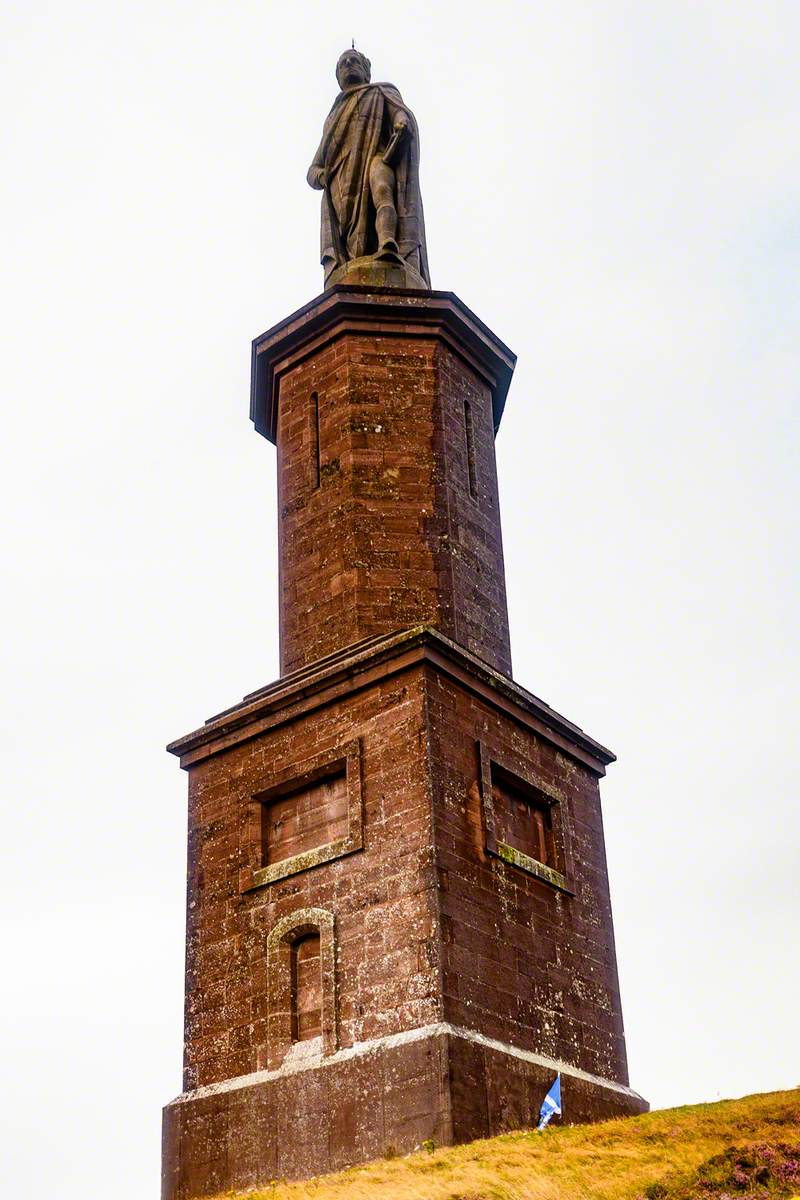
left=336, top=48, right=371, bottom=89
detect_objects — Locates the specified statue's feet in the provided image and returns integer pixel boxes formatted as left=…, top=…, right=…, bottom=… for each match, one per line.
left=375, top=240, right=401, bottom=262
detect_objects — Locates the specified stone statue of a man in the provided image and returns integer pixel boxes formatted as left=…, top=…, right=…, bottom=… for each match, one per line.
left=307, top=49, right=430, bottom=289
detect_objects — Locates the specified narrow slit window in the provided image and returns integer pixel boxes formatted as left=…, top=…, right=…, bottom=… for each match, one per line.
left=464, top=399, right=477, bottom=499
left=311, top=391, right=321, bottom=488
left=290, top=932, right=322, bottom=1043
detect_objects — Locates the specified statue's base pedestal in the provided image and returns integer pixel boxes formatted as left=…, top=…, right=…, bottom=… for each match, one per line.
left=325, top=253, right=428, bottom=290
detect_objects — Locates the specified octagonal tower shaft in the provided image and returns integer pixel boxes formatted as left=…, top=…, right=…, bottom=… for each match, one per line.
left=251, top=287, right=517, bottom=677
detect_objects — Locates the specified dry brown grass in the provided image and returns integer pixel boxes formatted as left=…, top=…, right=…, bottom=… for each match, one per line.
left=215, top=1089, right=800, bottom=1200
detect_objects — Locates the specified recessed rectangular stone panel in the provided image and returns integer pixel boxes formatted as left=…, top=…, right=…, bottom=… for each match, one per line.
left=239, top=739, right=363, bottom=891
left=478, top=740, right=573, bottom=894
left=491, top=768, right=555, bottom=868
left=263, top=773, right=348, bottom=866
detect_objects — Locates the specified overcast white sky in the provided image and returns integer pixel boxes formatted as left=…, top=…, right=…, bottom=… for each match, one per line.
left=1, top=2, right=798, bottom=1196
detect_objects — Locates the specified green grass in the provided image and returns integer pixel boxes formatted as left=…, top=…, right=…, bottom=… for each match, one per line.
left=217, top=1089, right=800, bottom=1200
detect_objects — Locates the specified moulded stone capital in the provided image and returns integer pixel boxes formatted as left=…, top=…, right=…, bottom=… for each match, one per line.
left=249, top=285, right=517, bottom=445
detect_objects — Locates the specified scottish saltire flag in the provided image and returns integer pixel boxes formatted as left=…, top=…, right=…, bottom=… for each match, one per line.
left=537, top=1074, right=561, bottom=1131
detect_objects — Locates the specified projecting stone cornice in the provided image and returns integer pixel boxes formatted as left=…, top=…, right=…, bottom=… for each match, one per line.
left=166, top=625, right=615, bottom=775
left=249, top=285, right=517, bottom=445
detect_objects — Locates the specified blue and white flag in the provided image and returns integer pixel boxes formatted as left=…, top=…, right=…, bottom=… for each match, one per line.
left=537, top=1074, right=561, bottom=1131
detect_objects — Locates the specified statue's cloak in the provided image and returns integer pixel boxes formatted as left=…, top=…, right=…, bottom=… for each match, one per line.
left=310, top=82, right=430, bottom=284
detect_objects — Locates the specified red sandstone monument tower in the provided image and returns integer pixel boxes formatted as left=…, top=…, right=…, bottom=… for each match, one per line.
left=162, top=48, right=646, bottom=1200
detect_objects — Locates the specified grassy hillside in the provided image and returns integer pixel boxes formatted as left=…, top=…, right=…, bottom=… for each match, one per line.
left=220, top=1089, right=800, bottom=1200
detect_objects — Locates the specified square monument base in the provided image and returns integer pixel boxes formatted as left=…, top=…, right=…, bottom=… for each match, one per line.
left=162, top=1025, right=647, bottom=1198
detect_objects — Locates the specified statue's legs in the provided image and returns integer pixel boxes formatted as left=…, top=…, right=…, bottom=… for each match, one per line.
left=368, top=157, right=399, bottom=257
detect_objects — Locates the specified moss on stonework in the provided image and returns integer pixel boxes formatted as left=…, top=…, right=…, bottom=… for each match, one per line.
left=352, top=479, right=400, bottom=498
left=247, top=837, right=358, bottom=890
left=281, top=495, right=307, bottom=518
left=496, top=842, right=569, bottom=892
left=343, top=416, right=392, bottom=435
left=320, top=458, right=341, bottom=480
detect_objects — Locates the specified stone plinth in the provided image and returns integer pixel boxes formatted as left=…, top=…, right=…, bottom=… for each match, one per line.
left=326, top=254, right=429, bottom=290
left=163, top=1025, right=643, bottom=1198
